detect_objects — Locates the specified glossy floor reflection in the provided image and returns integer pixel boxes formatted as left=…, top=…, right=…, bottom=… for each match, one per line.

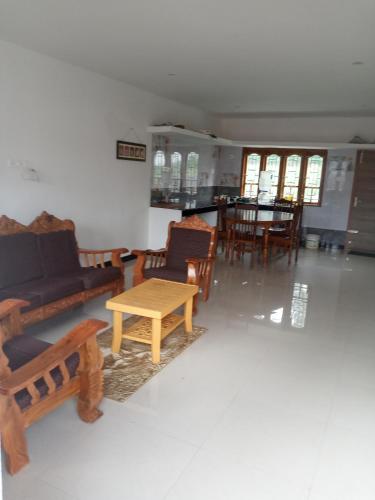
left=3, top=250, right=375, bottom=500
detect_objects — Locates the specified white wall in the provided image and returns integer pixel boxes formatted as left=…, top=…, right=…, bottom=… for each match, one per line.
left=0, top=40, right=217, bottom=250
left=215, top=147, right=242, bottom=186
left=303, top=149, right=356, bottom=231
left=220, top=115, right=375, bottom=143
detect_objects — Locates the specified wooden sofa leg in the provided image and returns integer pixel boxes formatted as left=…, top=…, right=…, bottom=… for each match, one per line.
left=192, top=294, right=199, bottom=315
left=0, top=397, right=29, bottom=475
left=202, top=278, right=211, bottom=302
left=113, top=279, right=124, bottom=297
left=77, top=338, right=104, bottom=423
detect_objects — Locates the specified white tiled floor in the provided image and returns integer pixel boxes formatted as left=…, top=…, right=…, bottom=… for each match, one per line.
left=3, top=250, right=375, bottom=500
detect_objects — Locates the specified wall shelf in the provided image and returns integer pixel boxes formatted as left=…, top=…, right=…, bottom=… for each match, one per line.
left=147, top=126, right=233, bottom=146
left=148, top=125, right=375, bottom=150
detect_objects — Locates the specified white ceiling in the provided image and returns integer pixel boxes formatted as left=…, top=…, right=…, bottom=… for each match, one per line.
left=1, top=0, right=375, bottom=115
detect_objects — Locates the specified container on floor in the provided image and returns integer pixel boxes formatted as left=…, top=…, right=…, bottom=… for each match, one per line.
left=305, top=234, right=320, bottom=250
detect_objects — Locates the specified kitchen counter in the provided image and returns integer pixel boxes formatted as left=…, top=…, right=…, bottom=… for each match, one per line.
left=150, top=201, right=235, bottom=216
left=148, top=201, right=277, bottom=248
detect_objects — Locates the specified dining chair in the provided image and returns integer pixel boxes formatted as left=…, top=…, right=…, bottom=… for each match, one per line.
left=273, top=198, right=296, bottom=212
left=268, top=204, right=303, bottom=264
left=269, top=198, right=297, bottom=236
left=227, top=203, right=260, bottom=264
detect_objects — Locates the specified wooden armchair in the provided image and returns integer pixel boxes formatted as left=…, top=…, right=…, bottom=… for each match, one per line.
left=132, top=215, right=217, bottom=310
left=0, top=299, right=106, bottom=475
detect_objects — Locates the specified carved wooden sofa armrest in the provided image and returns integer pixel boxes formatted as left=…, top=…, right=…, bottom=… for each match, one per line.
left=185, top=257, right=215, bottom=302
left=0, top=299, right=29, bottom=339
left=79, top=247, right=129, bottom=273
left=132, top=249, right=167, bottom=286
left=0, top=318, right=106, bottom=400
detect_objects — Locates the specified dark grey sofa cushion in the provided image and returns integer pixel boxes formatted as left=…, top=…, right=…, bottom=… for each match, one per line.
left=0, top=233, right=43, bottom=289
left=37, top=230, right=80, bottom=277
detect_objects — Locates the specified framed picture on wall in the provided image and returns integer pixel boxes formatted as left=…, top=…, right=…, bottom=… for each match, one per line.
left=116, top=140, right=146, bottom=161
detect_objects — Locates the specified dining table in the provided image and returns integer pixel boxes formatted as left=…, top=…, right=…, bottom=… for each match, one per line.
left=225, top=209, right=294, bottom=265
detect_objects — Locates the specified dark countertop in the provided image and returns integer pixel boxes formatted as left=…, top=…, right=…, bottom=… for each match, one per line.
left=150, top=201, right=278, bottom=216
left=150, top=201, right=235, bottom=216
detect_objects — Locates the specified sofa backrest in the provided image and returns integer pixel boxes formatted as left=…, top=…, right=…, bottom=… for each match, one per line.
left=0, top=233, right=43, bottom=289
left=0, top=212, right=80, bottom=286
left=38, top=230, right=80, bottom=277
left=166, top=227, right=212, bottom=271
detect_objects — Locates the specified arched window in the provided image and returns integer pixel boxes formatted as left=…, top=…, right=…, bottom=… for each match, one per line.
left=265, top=154, right=281, bottom=198
left=242, top=153, right=261, bottom=197
left=304, top=155, right=324, bottom=204
left=283, top=154, right=302, bottom=201
left=169, top=152, right=182, bottom=191
left=152, top=150, right=165, bottom=189
left=241, top=148, right=326, bottom=205
left=185, top=152, right=199, bottom=194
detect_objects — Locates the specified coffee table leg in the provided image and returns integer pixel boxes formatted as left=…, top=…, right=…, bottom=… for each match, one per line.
left=184, top=297, right=193, bottom=333
left=151, top=318, right=162, bottom=364
left=112, top=310, right=123, bottom=353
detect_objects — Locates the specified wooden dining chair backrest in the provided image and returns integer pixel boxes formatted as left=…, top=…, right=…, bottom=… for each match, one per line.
left=273, top=198, right=295, bottom=212
left=230, top=203, right=259, bottom=246
left=292, top=204, right=303, bottom=239
left=216, top=199, right=228, bottom=233
left=234, top=203, right=259, bottom=223
left=282, top=203, right=303, bottom=241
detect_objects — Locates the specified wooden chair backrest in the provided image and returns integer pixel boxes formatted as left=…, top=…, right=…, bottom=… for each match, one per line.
left=228, top=219, right=257, bottom=243
left=273, top=198, right=296, bottom=212
left=234, top=203, right=259, bottom=222
left=0, top=211, right=75, bottom=237
left=216, top=199, right=228, bottom=232
left=166, top=215, right=217, bottom=259
left=282, top=204, right=303, bottom=239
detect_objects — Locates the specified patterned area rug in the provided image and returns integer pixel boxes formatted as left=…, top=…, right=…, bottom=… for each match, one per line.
left=97, top=316, right=207, bottom=403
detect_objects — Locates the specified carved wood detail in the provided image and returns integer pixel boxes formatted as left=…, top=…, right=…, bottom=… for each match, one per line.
left=0, top=215, right=28, bottom=236
left=20, top=279, right=123, bottom=328
left=27, top=211, right=75, bottom=233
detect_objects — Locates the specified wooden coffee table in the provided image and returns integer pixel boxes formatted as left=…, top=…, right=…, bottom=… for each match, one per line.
left=105, top=279, right=199, bottom=363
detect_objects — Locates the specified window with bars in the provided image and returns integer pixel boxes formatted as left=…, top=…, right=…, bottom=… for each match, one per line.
left=169, top=152, right=182, bottom=191
left=241, top=148, right=326, bottom=206
left=304, top=155, right=324, bottom=204
left=243, top=153, right=261, bottom=197
left=265, top=154, right=281, bottom=198
left=152, top=150, right=165, bottom=189
left=283, top=154, right=302, bottom=201
left=185, top=152, right=199, bottom=194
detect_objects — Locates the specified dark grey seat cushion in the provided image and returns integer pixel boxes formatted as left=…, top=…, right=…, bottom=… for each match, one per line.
left=0, top=287, right=42, bottom=312
left=143, top=266, right=187, bottom=283
left=166, top=227, right=211, bottom=271
left=0, top=233, right=43, bottom=289
left=3, top=335, right=80, bottom=410
left=0, top=276, right=84, bottom=310
left=37, top=230, right=81, bottom=277
left=69, top=267, right=122, bottom=290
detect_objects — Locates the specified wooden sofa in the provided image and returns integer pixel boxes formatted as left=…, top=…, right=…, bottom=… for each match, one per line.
left=0, top=299, right=106, bottom=474
left=0, top=212, right=128, bottom=327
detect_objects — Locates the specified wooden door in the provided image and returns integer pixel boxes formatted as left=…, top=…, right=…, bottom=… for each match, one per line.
left=347, top=151, right=375, bottom=255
